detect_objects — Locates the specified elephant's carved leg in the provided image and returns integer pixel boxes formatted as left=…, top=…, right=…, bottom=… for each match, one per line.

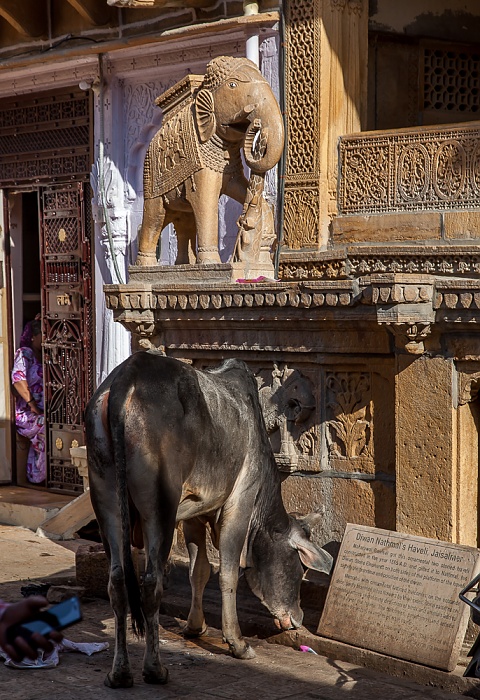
left=188, top=171, right=222, bottom=264
left=171, top=212, right=197, bottom=265
left=137, top=197, right=166, bottom=266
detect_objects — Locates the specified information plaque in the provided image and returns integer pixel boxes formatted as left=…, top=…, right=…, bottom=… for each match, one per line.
left=318, top=524, right=480, bottom=671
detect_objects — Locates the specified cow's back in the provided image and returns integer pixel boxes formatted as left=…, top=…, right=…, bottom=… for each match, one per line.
left=87, top=353, right=267, bottom=521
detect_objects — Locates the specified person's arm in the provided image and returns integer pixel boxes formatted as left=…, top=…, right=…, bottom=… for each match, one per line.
left=12, top=379, right=42, bottom=415
left=0, top=597, right=63, bottom=662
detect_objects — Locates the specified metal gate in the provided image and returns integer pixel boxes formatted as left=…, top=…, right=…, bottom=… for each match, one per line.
left=41, top=182, right=94, bottom=493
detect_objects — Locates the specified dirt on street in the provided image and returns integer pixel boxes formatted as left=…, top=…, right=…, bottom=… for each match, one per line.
left=0, top=525, right=472, bottom=700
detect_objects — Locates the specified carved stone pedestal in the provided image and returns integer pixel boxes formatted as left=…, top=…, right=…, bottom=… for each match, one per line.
left=105, top=246, right=480, bottom=551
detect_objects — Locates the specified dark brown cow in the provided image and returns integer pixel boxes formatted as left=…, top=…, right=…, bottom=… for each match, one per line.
left=85, top=353, right=332, bottom=688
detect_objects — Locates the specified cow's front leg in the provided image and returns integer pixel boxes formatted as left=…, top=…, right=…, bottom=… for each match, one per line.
left=106, top=562, right=134, bottom=688
left=183, top=518, right=211, bottom=637
left=218, top=508, right=256, bottom=660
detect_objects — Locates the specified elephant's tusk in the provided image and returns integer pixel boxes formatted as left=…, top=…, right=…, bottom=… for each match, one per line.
left=231, top=104, right=257, bottom=122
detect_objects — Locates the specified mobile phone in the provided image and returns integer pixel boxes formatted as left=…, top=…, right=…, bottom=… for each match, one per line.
left=6, top=596, right=82, bottom=644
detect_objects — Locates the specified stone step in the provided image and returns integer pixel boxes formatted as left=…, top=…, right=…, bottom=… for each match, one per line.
left=0, top=485, right=73, bottom=530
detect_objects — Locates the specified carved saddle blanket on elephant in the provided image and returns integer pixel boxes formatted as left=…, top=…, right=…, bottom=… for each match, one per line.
left=144, top=101, right=243, bottom=200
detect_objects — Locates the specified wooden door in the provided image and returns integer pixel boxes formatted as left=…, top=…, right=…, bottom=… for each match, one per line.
left=40, top=182, right=94, bottom=493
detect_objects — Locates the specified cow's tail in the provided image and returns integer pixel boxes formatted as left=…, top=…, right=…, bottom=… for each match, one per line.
left=109, top=378, right=145, bottom=638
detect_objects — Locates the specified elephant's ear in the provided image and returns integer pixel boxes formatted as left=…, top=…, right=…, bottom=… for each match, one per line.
left=195, top=89, right=216, bottom=142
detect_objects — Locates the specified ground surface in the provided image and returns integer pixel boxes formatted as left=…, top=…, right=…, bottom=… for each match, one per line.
left=0, top=525, right=473, bottom=700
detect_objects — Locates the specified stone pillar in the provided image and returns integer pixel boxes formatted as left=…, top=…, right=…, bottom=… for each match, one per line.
left=283, top=0, right=368, bottom=249
left=395, top=355, right=457, bottom=541
left=456, top=401, right=479, bottom=547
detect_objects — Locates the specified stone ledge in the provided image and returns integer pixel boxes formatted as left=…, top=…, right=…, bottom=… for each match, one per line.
left=279, top=246, right=480, bottom=281
left=105, top=280, right=362, bottom=312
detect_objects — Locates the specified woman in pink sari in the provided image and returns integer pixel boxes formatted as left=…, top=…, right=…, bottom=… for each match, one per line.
left=11, top=318, right=45, bottom=484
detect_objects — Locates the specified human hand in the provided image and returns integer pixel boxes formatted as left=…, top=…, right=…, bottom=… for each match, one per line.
left=0, top=597, right=63, bottom=662
left=29, top=401, right=43, bottom=416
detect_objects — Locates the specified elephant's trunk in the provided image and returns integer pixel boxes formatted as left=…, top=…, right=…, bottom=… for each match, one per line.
left=243, top=106, right=284, bottom=173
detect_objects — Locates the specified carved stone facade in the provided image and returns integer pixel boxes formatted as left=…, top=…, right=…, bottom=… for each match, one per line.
left=101, top=1, right=480, bottom=555
left=339, top=122, right=480, bottom=214
left=1, top=0, right=478, bottom=554
left=283, top=0, right=368, bottom=249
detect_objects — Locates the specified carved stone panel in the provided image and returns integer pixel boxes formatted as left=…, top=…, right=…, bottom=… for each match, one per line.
left=255, top=363, right=320, bottom=473
left=323, top=370, right=374, bottom=473
left=339, top=122, right=480, bottom=215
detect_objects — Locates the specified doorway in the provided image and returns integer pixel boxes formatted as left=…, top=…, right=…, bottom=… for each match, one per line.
left=7, top=183, right=94, bottom=494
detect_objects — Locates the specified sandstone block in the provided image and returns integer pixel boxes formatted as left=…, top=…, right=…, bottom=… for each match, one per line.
left=443, top=211, right=480, bottom=239
left=332, top=212, right=441, bottom=243
left=47, top=585, right=86, bottom=604
left=75, top=543, right=109, bottom=599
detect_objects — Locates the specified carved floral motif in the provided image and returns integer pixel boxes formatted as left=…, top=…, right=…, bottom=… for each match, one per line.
left=280, top=251, right=480, bottom=281
left=325, top=372, right=372, bottom=462
left=339, top=124, right=480, bottom=214
left=283, top=188, right=319, bottom=248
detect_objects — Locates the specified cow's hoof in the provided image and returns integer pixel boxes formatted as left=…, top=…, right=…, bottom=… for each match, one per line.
left=143, top=667, right=169, bottom=685
left=104, top=672, right=134, bottom=688
left=183, top=623, right=208, bottom=638
left=232, top=643, right=256, bottom=660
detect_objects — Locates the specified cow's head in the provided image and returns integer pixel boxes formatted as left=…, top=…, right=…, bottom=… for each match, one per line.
left=244, top=513, right=333, bottom=631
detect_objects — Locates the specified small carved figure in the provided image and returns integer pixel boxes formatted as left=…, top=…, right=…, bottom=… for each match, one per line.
left=257, top=364, right=316, bottom=469
left=136, top=56, right=284, bottom=266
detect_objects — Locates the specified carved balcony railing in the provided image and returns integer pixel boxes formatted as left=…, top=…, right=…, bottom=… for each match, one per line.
left=338, top=121, right=480, bottom=215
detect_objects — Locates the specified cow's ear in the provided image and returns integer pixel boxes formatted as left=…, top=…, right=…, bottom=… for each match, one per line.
left=289, top=526, right=333, bottom=574
left=292, top=511, right=323, bottom=538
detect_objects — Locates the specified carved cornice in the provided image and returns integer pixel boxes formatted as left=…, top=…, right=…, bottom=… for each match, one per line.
left=361, top=275, right=434, bottom=306
left=105, top=262, right=480, bottom=358
left=434, top=279, right=480, bottom=312
left=279, top=247, right=480, bottom=281
left=105, top=280, right=362, bottom=313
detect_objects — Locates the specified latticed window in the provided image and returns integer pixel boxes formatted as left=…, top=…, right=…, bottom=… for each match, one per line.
left=423, top=46, right=480, bottom=116
left=0, top=88, right=92, bottom=187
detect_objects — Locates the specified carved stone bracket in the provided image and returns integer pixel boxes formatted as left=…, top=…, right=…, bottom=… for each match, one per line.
left=385, top=322, right=432, bottom=355
left=457, top=370, right=480, bottom=405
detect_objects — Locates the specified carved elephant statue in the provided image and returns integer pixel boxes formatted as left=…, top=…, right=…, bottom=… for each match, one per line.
left=136, top=55, right=285, bottom=266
